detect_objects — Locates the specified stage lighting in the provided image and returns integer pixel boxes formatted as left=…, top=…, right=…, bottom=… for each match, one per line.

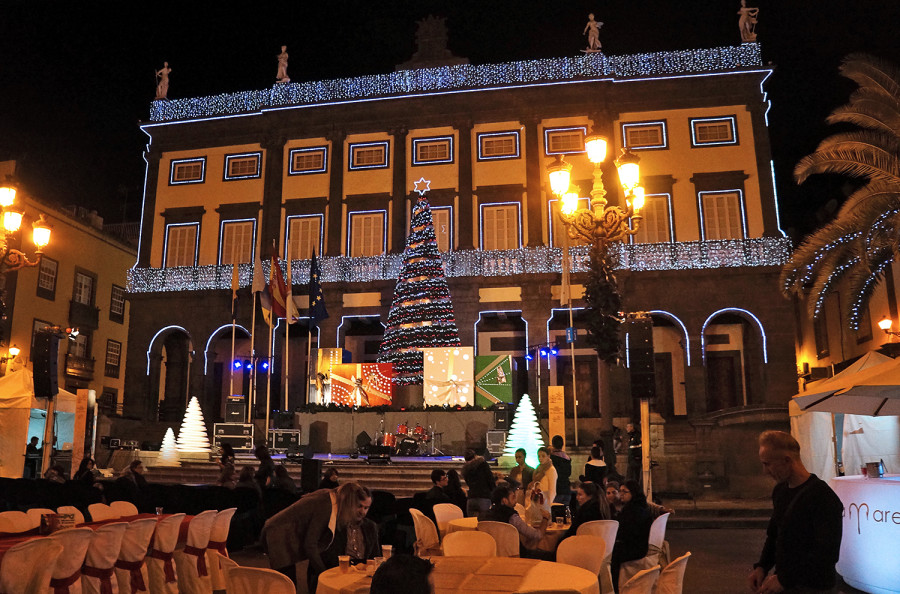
left=525, top=352, right=533, bottom=361
left=260, top=361, right=270, bottom=371
left=244, top=360, right=252, bottom=370
left=539, top=347, right=548, bottom=357
left=550, top=347, right=559, bottom=356
left=232, top=360, right=242, bottom=370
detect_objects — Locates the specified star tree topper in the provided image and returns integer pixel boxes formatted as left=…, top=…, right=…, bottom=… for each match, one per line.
left=414, top=177, right=431, bottom=196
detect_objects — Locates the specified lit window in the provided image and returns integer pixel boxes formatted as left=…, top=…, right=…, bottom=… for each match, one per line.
left=481, top=204, right=520, bottom=250
left=478, top=132, right=520, bottom=160
left=165, top=223, right=199, bottom=267
left=621, top=121, right=668, bottom=150
left=431, top=207, right=452, bottom=252
left=73, top=272, right=94, bottom=306
left=105, top=340, right=122, bottom=378
left=289, top=147, right=328, bottom=174
left=37, top=256, right=58, bottom=300
left=548, top=197, right=589, bottom=248
left=224, top=153, right=261, bottom=179
left=220, top=220, right=255, bottom=265
left=700, top=191, right=744, bottom=240
left=69, top=333, right=89, bottom=358
left=691, top=117, right=738, bottom=146
left=287, top=215, right=322, bottom=259
left=545, top=127, right=586, bottom=155
left=349, top=142, right=389, bottom=170
left=110, top=285, right=126, bottom=323
left=348, top=212, right=385, bottom=257
left=169, top=158, right=206, bottom=184
left=632, top=194, right=672, bottom=243
left=412, top=137, right=453, bottom=165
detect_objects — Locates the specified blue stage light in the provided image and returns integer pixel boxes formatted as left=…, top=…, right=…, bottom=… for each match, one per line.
left=539, top=348, right=549, bottom=357
left=244, top=360, right=252, bottom=370
left=550, top=347, right=559, bottom=356
left=525, top=352, right=533, bottom=361
left=260, top=361, right=269, bottom=371
left=232, top=360, right=242, bottom=370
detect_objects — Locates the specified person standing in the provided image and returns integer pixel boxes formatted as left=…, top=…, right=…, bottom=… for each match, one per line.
left=581, top=445, right=608, bottom=485
left=625, top=423, right=642, bottom=485
left=748, top=430, right=843, bottom=594
left=254, top=444, right=275, bottom=490
left=549, top=435, right=572, bottom=505
left=461, top=449, right=495, bottom=517
left=24, top=436, right=42, bottom=478
left=526, top=447, right=558, bottom=517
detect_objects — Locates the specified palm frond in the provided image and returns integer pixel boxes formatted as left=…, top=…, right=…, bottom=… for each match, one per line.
left=815, top=131, right=900, bottom=156
left=840, top=53, right=900, bottom=106
left=794, top=148, right=900, bottom=185
left=845, top=256, right=893, bottom=329
left=826, top=106, right=900, bottom=137
left=838, top=181, right=900, bottom=214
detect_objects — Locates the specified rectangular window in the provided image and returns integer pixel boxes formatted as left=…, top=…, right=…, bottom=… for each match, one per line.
left=105, top=340, right=122, bottom=378
left=349, top=141, right=389, bottom=170
left=169, top=157, right=206, bottom=184
left=477, top=131, right=520, bottom=160
left=219, top=219, right=255, bottom=265
left=621, top=121, right=668, bottom=150
left=632, top=194, right=672, bottom=243
left=289, top=147, right=328, bottom=175
left=700, top=191, right=745, bottom=240
left=481, top=203, right=520, bottom=250
left=69, top=332, right=89, bottom=358
left=109, top=285, right=126, bottom=323
left=412, top=137, right=454, bottom=165
left=544, top=127, right=586, bottom=155
left=164, top=223, right=199, bottom=267
left=224, top=152, right=261, bottom=180
left=73, top=272, right=95, bottom=306
left=348, top=211, right=386, bottom=257
left=814, top=314, right=829, bottom=359
left=690, top=116, right=738, bottom=147
left=431, top=207, right=452, bottom=252
left=37, top=256, right=58, bottom=300
left=286, top=215, right=323, bottom=259
left=548, top=197, right=589, bottom=248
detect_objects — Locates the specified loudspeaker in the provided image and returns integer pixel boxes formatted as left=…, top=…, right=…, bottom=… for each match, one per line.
left=356, top=431, right=372, bottom=451
left=225, top=397, right=246, bottom=422
left=300, top=458, right=323, bottom=492
left=494, top=403, right=513, bottom=430
left=33, top=332, right=59, bottom=399
left=628, top=317, right=656, bottom=401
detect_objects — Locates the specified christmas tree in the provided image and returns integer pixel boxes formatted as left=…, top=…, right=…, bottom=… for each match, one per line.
left=377, top=186, right=460, bottom=385
left=504, top=393, right=544, bottom=467
left=176, top=397, right=211, bottom=453
left=158, top=427, right=180, bottom=466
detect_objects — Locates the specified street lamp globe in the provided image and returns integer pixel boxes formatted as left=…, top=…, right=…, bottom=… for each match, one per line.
left=632, top=186, right=646, bottom=212
left=0, top=184, right=15, bottom=208
left=561, top=191, right=580, bottom=215
left=8, top=345, right=20, bottom=358
left=32, top=215, right=52, bottom=249
left=3, top=209, right=23, bottom=233
left=879, top=317, right=893, bottom=332
left=615, top=148, right=641, bottom=194
left=548, top=155, right=573, bottom=197
left=584, top=133, right=608, bottom=165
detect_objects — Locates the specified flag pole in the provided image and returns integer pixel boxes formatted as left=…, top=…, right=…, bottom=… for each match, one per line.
left=229, top=263, right=239, bottom=397
left=265, top=313, right=273, bottom=431
left=249, top=290, right=257, bottom=424
left=306, top=326, right=313, bottom=405
left=284, top=248, right=291, bottom=413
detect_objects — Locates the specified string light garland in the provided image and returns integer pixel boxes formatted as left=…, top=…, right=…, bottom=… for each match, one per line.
left=128, top=238, right=791, bottom=293
left=149, top=44, right=762, bottom=122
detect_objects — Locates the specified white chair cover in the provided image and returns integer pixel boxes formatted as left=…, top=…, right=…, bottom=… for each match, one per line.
left=432, top=503, right=463, bottom=538
left=81, top=522, right=127, bottom=594
left=477, top=521, right=520, bottom=557
left=26, top=509, right=56, bottom=530
left=621, top=566, right=660, bottom=594
left=652, top=552, right=690, bottom=594
left=56, top=507, right=86, bottom=526
left=48, top=527, right=95, bottom=594
left=173, top=510, right=216, bottom=594
left=205, top=509, right=236, bottom=593
left=577, top=520, right=618, bottom=594
left=0, top=511, right=31, bottom=534
left=210, top=553, right=237, bottom=594
left=224, top=567, right=294, bottom=594
left=0, top=538, right=63, bottom=594
left=108, top=502, right=138, bottom=519
left=87, top=505, right=118, bottom=523
left=146, top=514, right=185, bottom=594
left=620, top=514, right=670, bottom=586
left=114, top=518, right=157, bottom=594
left=409, top=509, right=441, bottom=557
left=557, top=535, right=606, bottom=576
left=441, top=530, right=496, bottom=557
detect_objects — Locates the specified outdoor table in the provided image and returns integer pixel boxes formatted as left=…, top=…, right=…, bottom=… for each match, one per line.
left=446, top=517, right=478, bottom=534
left=319, top=556, right=600, bottom=594
left=447, top=515, right=569, bottom=552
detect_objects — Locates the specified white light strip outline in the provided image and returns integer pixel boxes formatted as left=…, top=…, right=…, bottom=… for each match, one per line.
left=548, top=196, right=589, bottom=248
left=770, top=160, right=787, bottom=237
left=479, top=202, right=523, bottom=250
left=146, top=325, right=191, bottom=375
left=168, top=157, right=206, bottom=185
left=628, top=193, right=674, bottom=244
left=218, top=218, right=257, bottom=265
left=268, top=317, right=317, bottom=369
left=545, top=307, right=585, bottom=345
left=134, top=144, right=151, bottom=270
left=346, top=209, right=388, bottom=256
left=647, top=310, right=691, bottom=367
left=223, top=151, right=262, bottom=180
left=759, top=69, right=773, bottom=127
left=697, top=189, right=747, bottom=240
left=285, top=214, right=325, bottom=259
left=348, top=140, right=390, bottom=170
left=288, top=146, right=328, bottom=175
left=204, top=323, right=251, bottom=374
left=163, top=222, right=200, bottom=268
left=336, top=314, right=385, bottom=347
left=689, top=116, right=738, bottom=147
left=621, top=120, right=668, bottom=150
left=477, top=130, right=521, bottom=160
left=543, top=126, right=587, bottom=156
left=701, top=307, right=768, bottom=364
left=431, top=205, right=453, bottom=251
left=412, top=135, right=455, bottom=165
left=625, top=333, right=630, bottom=368
left=474, top=310, right=528, bottom=364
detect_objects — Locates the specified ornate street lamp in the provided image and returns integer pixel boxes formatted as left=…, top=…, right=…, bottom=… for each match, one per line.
left=0, top=178, right=52, bottom=273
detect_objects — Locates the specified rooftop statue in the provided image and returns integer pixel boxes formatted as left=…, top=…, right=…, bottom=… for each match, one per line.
left=583, top=13, right=603, bottom=52
left=276, top=45, right=290, bottom=83
left=737, top=0, right=759, bottom=43
left=155, top=61, right=171, bottom=100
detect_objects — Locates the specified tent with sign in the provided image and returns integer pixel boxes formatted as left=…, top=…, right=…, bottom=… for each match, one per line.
left=0, top=367, right=78, bottom=478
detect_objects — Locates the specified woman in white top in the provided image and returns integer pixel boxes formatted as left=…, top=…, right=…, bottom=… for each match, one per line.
left=526, top=447, right=557, bottom=515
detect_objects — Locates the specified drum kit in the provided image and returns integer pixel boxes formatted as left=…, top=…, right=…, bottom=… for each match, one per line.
left=378, top=420, right=440, bottom=456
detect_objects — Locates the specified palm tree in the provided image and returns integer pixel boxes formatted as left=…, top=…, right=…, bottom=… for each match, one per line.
left=781, top=54, right=900, bottom=329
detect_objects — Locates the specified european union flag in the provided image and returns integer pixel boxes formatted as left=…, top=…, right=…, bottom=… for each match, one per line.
left=308, top=250, right=329, bottom=325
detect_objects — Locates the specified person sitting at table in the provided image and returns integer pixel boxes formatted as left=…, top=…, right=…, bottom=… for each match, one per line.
left=564, top=481, right=611, bottom=538
left=507, top=448, right=534, bottom=507
left=425, top=469, right=451, bottom=503
left=480, top=484, right=549, bottom=554
left=371, top=554, right=435, bottom=594
left=319, top=467, right=340, bottom=490
left=581, top=445, right=608, bottom=486
left=526, top=447, right=557, bottom=516
left=443, top=469, right=467, bottom=512
left=116, top=460, right=150, bottom=512
left=605, top=480, right=623, bottom=518
left=271, top=464, right=298, bottom=494
left=73, top=457, right=98, bottom=487
left=262, top=482, right=378, bottom=593
left=610, top=479, right=653, bottom=592
left=235, top=465, right=261, bottom=496
left=254, top=444, right=275, bottom=490
left=43, top=464, right=67, bottom=484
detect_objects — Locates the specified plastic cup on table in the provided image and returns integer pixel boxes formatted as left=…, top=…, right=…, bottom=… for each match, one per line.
left=382, top=545, right=392, bottom=559
left=339, top=555, right=351, bottom=573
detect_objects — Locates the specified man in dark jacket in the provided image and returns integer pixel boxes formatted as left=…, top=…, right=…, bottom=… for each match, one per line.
left=550, top=435, right=572, bottom=505
left=480, top=484, right=549, bottom=552
left=748, top=430, right=843, bottom=594
left=461, top=449, right=495, bottom=517
left=425, top=469, right=451, bottom=503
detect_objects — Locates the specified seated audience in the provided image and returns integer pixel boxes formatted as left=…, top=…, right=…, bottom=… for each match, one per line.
left=73, top=457, right=97, bottom=486
left=611, top=479, right=654, bottom=592
left=581, top=445, right=608, bottom=485
left=507, top=448, right=534, bottom=507
left=235, top=465, right=262, bottom=497
left=271, top=464, right=297, bottom=494
left=564, top=481, right=611, bottom=538
left=425, top=469, right=451, bottom=503
left=605, top=480, right=623, bottom=518
left=462, top=449, right=495, bottom=517
left=319, top=467, right=340, bottom=490
left=480, top=484, right=549, bottom=553
left=254, top=444, right=275, bottom=489
left=526, top=447, right=557, bottom=516
left=116, top=460, right=150, bottom=511
left=443, top=469, right=467, bottom=512
left=371, top=554, right=435, bottom=594
left=43, top=464, right=67, bottom=483
left=217, top=443, right=236, bottom=485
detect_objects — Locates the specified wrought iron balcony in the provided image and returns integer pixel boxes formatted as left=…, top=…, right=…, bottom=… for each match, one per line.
left=69, top=300, right=100, bottom=330
left=127, top=238, right=791, bottom=294
left=65, top=354, right=95, bottom=380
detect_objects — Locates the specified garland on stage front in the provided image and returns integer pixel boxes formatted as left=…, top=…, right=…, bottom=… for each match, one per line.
left=377, top=193, right=461, bottom=385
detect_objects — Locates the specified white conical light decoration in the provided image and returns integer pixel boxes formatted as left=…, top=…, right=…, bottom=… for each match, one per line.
left=176, top=397, right=211, bottom=453
left=503, top=393, right=545, bottom=468
left=158, top=427, right=181, bottom=466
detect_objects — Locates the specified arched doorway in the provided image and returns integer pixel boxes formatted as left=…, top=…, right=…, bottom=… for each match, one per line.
left=204, top=324, right=251, bottom=420
left=648, top=311, right=690, bottom=418
left=147, top=326, right=194, bottom=422
left=702, top=308, right=767, bottom=412
left=475, top=310, right=528, bottom=403
left=547, top=308, right=599, bottom=415
left=337, top=316, right=385, bottom=363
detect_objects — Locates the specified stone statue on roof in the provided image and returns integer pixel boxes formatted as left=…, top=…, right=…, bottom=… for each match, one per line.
left=155, top=62, right=171, bottom=100
left=737, top=0, right=759, bottom=43
left=395, top=15, right=469, bottom=71
left=583, top=13, right=603, bottom=52
left=276, top=45, right=290, bottom=83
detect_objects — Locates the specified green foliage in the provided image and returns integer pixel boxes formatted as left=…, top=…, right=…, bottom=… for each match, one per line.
left=583, top=242, right=623, bottom=362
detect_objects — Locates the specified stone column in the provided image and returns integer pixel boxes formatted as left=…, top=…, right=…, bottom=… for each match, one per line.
left=747, top=102, right=782, bottom=237
left=137, top=148, right=161, bottom=267
left=455, top=120, right=475, bottom=250
left=260, top=136, right=287, bottom=251
left=326, top=130, right=346, bottom=256
left=391, top=127, right=409, bottom=253
left=522, top=116, right=544, bottom=247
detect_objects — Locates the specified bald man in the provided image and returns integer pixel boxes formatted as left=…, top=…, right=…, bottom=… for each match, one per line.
left=748, top=430, right=843, bottom=594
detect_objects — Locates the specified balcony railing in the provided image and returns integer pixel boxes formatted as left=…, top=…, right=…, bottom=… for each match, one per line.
left=128, top=238, right=791, bottom=293
left=65, top=354, right=95, bottom=380
left=69, top=300, right=100, bottom=330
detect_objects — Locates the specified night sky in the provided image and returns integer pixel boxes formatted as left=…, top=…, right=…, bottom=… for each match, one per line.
left=1, top=0, right=898, bottom=239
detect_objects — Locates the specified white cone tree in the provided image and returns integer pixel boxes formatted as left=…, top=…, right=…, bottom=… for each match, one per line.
left=158, top=427, right=181, bottom=466
left=176, top=397, right=211, bottom=453
left=503, top=393, right=545, bottom=467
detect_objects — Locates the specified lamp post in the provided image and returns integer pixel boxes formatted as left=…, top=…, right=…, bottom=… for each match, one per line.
left=0, top=178, right=52, bottom=273
left=547, top=132, right=642, bottom=463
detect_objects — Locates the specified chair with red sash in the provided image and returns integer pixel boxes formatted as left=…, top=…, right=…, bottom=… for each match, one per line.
left=173, top=510, right=216, bottom=594
left=25, top=508, right=56, bottom=530
left=146, top=514, right=185, bottom=594
left=108, top=503, right=138, bottom=520
left=81, top=522, right=127, bottom=594
left=205, top=509, right=236, bottom=594
left=48, top=528, right=94, bottom=594
left=114, top=518, right=157, bottom=594
left=0, top=537, right=63, bottom=594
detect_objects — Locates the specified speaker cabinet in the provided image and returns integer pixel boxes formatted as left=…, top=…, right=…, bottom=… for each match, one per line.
left=494, top=403, right=513, bottom=430
left=225, top=397, right=247, bottom=422
left=627, top=317, right=656, bottom=401
left=300, top=458, right=323, bottom=492
left=33, top=332, right=60, bottom=399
